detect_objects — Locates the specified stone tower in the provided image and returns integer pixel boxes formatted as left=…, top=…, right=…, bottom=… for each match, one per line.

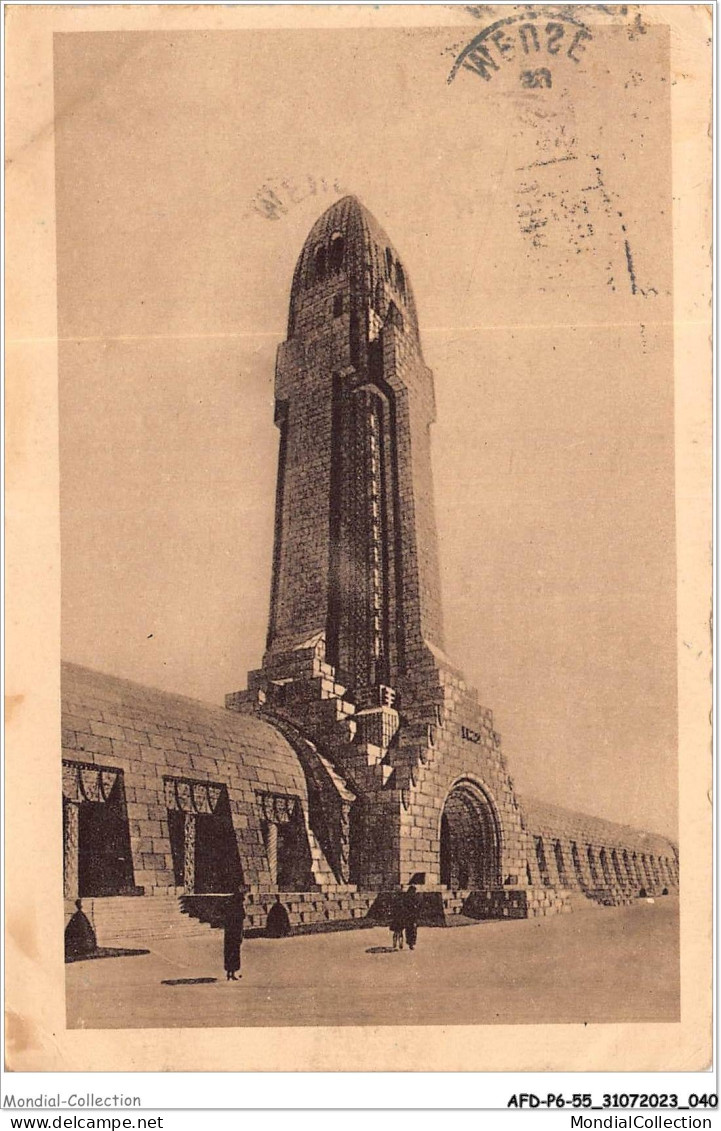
left=264, top=194, right=444, bottom=701
left=228, top=196, right=534, bottom=894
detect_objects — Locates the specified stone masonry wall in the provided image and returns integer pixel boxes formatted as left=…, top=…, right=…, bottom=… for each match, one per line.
left=391, top=652, right=678, bottom=908
left=520, top=797, right=678, bottom=902
left=61, top=663, right=339, bottom=897
left=234, top=630, right=679, bottom=913
left=268, top=276, right=350, bottom=653
left=394, top=652, right=530, bottom=887
left=377, top=308, right=445, bottom=664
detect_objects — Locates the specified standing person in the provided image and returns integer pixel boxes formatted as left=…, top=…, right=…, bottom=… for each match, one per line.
left=403, top=884, right=420, bottom=951
left=389, top=885, right=405, bottom=950
left=223, top=885, right=246, bottom=981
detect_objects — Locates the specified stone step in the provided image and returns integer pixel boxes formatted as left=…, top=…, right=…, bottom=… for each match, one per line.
left=444, top=914, right=486, bottom=928
left=564, top=892, right=606, bottom=912
left=183, top=890, right=377, bottom=934
left=84, top=901, right=216, bottom=946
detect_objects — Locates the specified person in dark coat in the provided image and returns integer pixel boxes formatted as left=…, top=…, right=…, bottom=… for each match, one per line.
left=403, top=884, right=420, bottom=951
left=223, top=887, right=246, bottom=980
left=389, top=886, right=405, bottom=950
left=64, top=899, right=97, bottom=960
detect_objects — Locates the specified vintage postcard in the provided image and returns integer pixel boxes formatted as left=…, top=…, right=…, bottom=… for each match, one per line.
left=4, top=3, right=712, bottom=1072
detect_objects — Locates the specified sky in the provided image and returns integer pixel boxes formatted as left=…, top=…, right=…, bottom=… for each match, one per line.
left=55, top=20, right=677, bottom=837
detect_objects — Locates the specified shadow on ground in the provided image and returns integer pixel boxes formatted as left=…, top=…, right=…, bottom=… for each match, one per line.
left=66, top=947, right=150, bottom=963
left=161, top=977, right=218, bottom=986
left=66, top=898, right=680, bottom=1029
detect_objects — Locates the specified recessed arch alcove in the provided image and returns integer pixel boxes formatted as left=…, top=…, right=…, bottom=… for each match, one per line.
left=439, top=779, right=502, bottom=889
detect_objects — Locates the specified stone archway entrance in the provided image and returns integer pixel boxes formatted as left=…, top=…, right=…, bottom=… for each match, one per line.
left=439, top=780, right=501, bottom=889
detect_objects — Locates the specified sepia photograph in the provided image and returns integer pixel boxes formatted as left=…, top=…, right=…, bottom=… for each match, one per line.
left=4, top=2, right=712, bottom=1074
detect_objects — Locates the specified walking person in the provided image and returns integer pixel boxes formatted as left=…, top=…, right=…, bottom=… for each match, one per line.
left=389, top=885, right=405, bottom=950
left=223, top=885, right=246, bottom=981
left=403, top=883, right=420, bottom=951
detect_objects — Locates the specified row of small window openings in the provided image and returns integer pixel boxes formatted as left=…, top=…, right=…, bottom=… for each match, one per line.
left=307, top=232, right=407, bottom=300
left=368, top=402, right=384, bottom=662
left=309, top=233, right=345, bottom=286
left=534, top=836, right=673, bottom=889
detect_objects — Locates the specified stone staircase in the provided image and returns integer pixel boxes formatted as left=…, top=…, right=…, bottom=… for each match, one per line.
left=73, top=895, right=215, bottom=946
left=72, top=889, right=382, bottom=947
left=564, top=881, right=652, bottom=908
left=586, top=885, right=638, bottom=907
left=563, top=890, right=608, bottom=912
left=228, top=639, right=400, bottom=793
left=562, top=882, right=660, bottom=910
left=72, top=881, right=644, bottom=949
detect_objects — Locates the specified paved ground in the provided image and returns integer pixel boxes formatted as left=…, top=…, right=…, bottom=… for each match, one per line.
left=66, top=897, right=679, bottom=1029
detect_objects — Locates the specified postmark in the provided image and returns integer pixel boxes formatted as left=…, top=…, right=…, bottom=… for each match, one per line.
left=448, top=9, right=593, bottom=88
left=513, top=149, right=659, bottom=297
left=450, top=9, right=661, bottom=299
left=250, top=174, right=345, bottom=221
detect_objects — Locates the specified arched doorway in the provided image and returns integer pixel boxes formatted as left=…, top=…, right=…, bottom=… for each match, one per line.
left=439, top=781, right=501, bottom=889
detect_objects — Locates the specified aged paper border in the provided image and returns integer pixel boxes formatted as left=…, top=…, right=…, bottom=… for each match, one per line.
left=4, top=2, right=712, bottom=1073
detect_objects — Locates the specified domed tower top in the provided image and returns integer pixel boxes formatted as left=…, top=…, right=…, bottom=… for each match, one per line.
left=287, top=195, right=420, bottom=345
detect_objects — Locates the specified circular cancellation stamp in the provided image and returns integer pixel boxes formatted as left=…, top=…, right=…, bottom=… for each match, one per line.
left=448, top=8, right=594, bottom=89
